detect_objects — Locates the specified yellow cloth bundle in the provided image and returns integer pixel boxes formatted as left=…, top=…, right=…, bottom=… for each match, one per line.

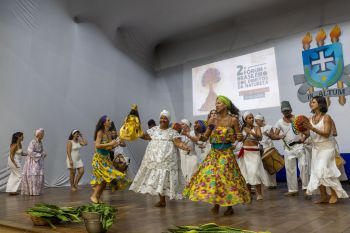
left=119, top=104, right=143, bottom=141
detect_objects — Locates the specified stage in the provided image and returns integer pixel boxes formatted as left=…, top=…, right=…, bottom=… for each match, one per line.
left=1, top=184, right=350, bottom=233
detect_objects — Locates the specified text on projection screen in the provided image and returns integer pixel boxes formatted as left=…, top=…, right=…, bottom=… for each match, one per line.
left=192, top=47, right=280, bottom=116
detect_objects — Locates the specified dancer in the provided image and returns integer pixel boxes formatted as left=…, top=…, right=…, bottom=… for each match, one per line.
left=184, top=96, right=250, bottom=216
left=207, top=109, right=217, bottom=120
left=193, top=120, right=210, bottom=163
left=255, top=114, right=278, bottom=189
left=179, top=119, right=198, bottom=182
left=90, top=116, right=128, bottom=204
left=6, top=132, right=26, bottom=195
left=66, top=130, right=87, bottom=191
left=303, top=96, right=348, bottom=203
left=129, top=110, right=190, bottom=207
left=273, top=101, right=310, bottom=196
left=238, top=112, right=269, bottom=200
left=21, top=128, right=46, bottom=196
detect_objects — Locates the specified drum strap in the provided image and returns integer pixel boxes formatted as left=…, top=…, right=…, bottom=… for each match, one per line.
left=238, top=147, right=260, bottom=158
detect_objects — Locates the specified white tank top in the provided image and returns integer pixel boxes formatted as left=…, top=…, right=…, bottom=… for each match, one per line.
left=243, top=128, right=259, bottom=142
left=310, top=116, right=333, bottom=143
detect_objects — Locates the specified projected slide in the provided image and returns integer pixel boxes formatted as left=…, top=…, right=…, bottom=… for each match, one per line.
left=192, top=47, right=280, bottom=116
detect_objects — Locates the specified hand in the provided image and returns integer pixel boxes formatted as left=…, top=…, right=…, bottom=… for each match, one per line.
left=69, top=160, right=74, bottom=168
left=184, top=146, right=191, bottom=153
left=302, top=121, right=313, bottom=131
left=181, top=131, right=188, bottom=136
left=236, top=133, right=243, bottom=141
left=111, top=140, right=118, bottom=148
left=243, top=127, right=252, bottom=135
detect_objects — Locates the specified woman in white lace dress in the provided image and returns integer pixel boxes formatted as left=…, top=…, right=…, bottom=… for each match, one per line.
left=6, top=132, right=26, bottom=195
left=129, top=110, right=190, bottom=207
left=303, top=96, right=348, bottom=204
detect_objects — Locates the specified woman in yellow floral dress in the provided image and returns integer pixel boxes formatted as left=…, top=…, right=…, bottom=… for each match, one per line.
left=90, top=115, right=128, bottom=204
left=184, top=96, right=251, bottom=216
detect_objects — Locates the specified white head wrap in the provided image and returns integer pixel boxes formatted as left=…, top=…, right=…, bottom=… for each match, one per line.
left=243, top=111, right=253, bottom=120
left=160, top=110, right=171, bottom=121
left=254, top=114, right=264, bottom=121
left=72, top=129, right=79, bottom=135
left=35, top=128, right=44, bottom=137
left=181, top=119, right=191, bottom=128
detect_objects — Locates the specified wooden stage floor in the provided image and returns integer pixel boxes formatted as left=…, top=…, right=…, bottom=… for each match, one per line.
left=1, top=184, right=350, bottom=233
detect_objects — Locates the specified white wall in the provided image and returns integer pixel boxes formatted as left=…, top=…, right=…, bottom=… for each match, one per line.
left=156, top=2, right=350, bottom=153
left=0, top=0, right=175, bottom=190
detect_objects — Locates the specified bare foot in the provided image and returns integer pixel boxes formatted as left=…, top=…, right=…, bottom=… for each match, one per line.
left=90, top=196, right=99, bottom=204
left=211, top=204, right=220, bottom=214
left=224, top=207, right=234, bottom=216
left=71, top=187, right=77, bottom=192
left=329, top=195, right=338, bottom=204
left=257, top=194, right=263, bottom=201
left=154, top=201, right=166, bottom=207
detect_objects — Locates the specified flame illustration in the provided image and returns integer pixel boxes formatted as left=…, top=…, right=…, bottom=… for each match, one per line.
left=302, top=32, right=312, bottom=46
left=330, top=25, right=341, bottom=40
left=316, top=28, right=326, bottom=45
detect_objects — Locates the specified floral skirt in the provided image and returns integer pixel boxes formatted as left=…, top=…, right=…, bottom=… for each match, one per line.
left=183, top=147, right=251, bottom=206
left=91, top=152, right=129, bottom=191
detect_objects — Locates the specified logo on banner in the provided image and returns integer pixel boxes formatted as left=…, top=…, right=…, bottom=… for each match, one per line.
left=293, top=25, right=350, bottom=106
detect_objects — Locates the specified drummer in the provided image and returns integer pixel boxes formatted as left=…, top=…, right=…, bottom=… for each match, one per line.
left=255, top=114, right=278, bottom=189
left=272, top=101, right=311, bottom=197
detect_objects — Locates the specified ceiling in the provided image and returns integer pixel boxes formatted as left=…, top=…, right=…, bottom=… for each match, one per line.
left=65, top=0, right=322, bottom=68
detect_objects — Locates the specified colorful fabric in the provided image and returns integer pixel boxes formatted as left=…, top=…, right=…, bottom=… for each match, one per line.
left=183, top=127, right=251, bottom=206
left=91, top=134, right=128, bottom=191
left=91, top=152, right=129, bottom=191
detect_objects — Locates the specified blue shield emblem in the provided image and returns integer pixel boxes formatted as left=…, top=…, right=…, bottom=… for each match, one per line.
left=302, top=42, right=344, bottom=88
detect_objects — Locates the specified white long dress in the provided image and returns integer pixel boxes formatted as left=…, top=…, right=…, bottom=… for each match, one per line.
left=6, top=149, right=23, bottom=192
left=237, top=129, right=270, bottom=186
left=306, top=117, right=348, bottom=198
left=178, top=132, right=198, bottom=182
left=129, top=126, right=185, bottom=199
left=66, top=140, right=83, bottom=168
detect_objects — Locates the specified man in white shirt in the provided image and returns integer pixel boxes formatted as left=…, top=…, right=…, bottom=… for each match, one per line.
left=273, top=101, right=310, bottom=197
left=255, top=114, right=277, bottom=189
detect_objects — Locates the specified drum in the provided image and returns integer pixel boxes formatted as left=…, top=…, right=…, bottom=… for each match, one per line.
left=262, top=148, right=285, bottom=175
left=113, top=154, right=128, bottom=173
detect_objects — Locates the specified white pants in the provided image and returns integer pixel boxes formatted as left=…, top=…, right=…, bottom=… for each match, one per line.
left=284, top=145, right=311, bottom=192
left=267, top=173, right=277, bottom=187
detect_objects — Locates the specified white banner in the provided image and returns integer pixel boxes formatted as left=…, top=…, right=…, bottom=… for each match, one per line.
left=192, top=47, right=280, bottom=116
